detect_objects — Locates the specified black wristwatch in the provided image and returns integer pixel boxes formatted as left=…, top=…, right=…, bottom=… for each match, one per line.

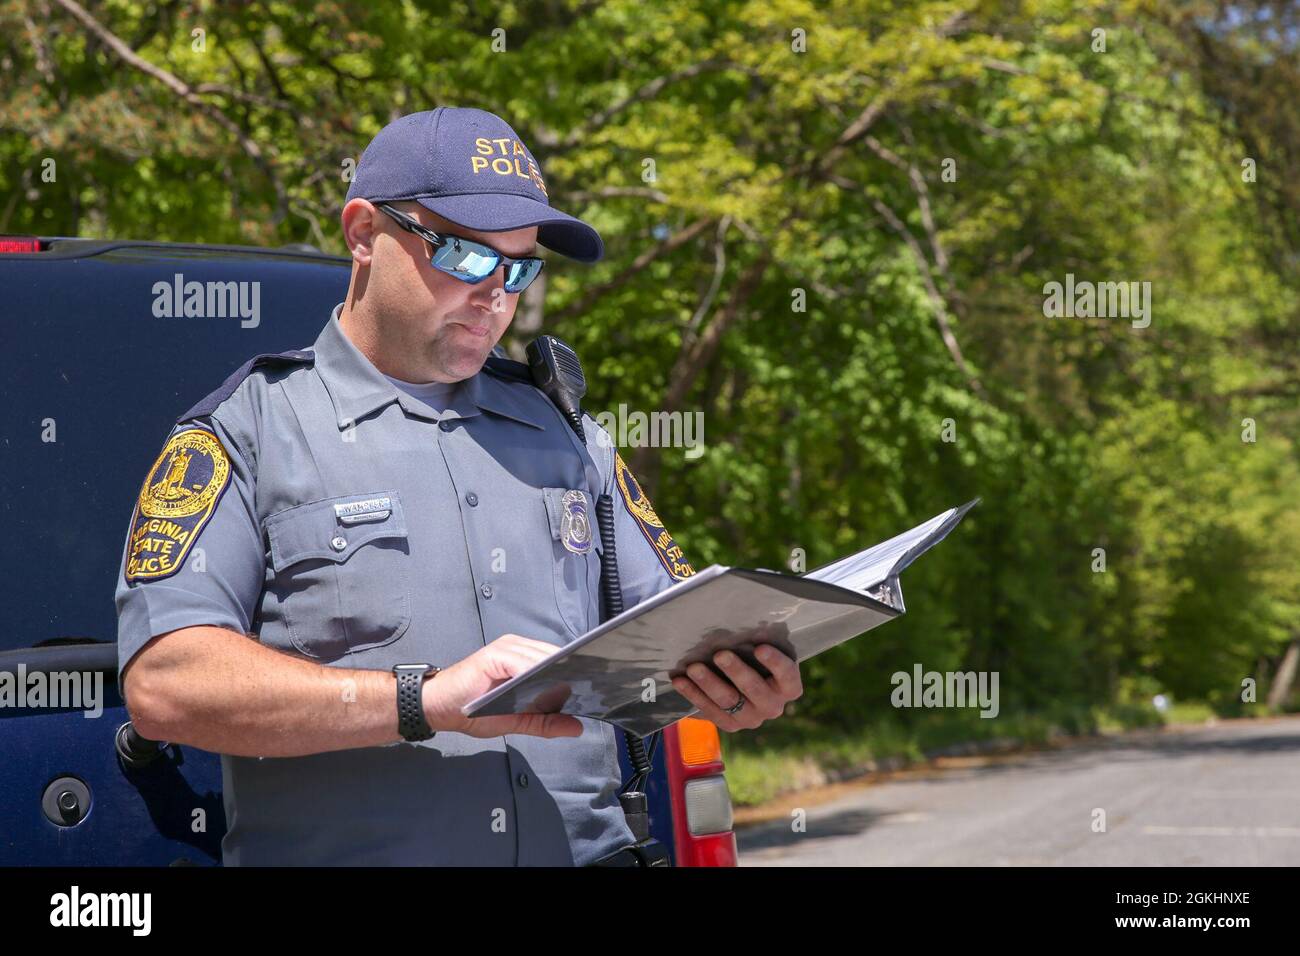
left=393, top=663, right=440, bottom=742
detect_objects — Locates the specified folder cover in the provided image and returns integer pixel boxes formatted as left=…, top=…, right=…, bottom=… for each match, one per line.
left=464, top=499, right=979, bottom=737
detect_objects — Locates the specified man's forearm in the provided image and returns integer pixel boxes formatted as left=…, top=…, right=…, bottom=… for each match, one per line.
left=123, top=625, right=416, bottom=758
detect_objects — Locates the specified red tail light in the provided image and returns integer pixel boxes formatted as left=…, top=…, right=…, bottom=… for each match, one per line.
left=0, top=236, right=43, bottom=253
left=664, top=718, right=739, bottom=866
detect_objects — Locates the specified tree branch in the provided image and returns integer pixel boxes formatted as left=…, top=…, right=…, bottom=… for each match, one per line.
left=875, top=195, right=983, bottom=395
left=536, top=59, right=756, bottom=151
left=548, top=217, right=716, bottom=322
left=52, top=0, right=288, bottom=226
left=860, top=184, right=985, bottom=397
left=628, top=247, right=773, bottom=481
left=684, top=216, right=732, bottom=342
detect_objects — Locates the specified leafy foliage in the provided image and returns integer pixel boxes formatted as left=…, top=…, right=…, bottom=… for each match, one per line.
left=4, top=0, right=1298, bottom=730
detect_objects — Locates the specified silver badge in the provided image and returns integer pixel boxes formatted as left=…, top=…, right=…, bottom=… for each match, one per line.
left=560, top=489, right=592, bottom=555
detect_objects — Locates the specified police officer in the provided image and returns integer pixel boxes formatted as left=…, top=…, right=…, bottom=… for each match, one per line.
left=115, top=107, right=803, bottom=866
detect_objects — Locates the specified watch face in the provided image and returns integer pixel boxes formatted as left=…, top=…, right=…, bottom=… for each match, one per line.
left=394, top=663, right=432, bottom=674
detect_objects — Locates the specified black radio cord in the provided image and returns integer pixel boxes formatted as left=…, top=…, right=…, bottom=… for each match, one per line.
left=560, top=407, right=658, bottom=796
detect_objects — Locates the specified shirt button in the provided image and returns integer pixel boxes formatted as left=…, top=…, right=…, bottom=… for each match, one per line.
left=517, top=772, right=530, bottom=788
left=465, top=492, right=478, bottom=507
left=439, top=420, right=454, bottom=431
left=330, top=535, right=347, bottom=552
left=480, top=583, right=493, bottom=599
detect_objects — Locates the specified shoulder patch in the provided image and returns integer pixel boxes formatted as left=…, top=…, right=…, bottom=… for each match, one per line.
left=124, top=427, right=232, bottom=582
left=613, top=451, right=696, bottom=582
left=177, top=349, right=314, bottom=424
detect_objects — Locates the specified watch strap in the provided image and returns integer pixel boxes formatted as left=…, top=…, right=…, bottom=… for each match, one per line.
left=394, top=664, right=438, bottom=742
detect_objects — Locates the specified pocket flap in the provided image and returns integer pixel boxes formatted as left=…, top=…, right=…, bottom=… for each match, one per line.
left=267, top=491, right=407, bottom=570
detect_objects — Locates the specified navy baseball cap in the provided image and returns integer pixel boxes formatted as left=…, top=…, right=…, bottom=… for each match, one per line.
left=345, top=107, right=604, bottom=263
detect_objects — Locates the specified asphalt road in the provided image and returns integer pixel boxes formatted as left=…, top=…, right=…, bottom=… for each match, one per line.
left=736, top=716, right=1300, bottom=866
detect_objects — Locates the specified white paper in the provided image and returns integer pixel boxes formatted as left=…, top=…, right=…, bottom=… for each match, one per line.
left=804, top=500, right=978, bottom=592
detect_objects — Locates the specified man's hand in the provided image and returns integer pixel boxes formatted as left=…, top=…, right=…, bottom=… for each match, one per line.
left=423, top=634, right=584, bottom=739
left=670, top=644, right=803, bottom=733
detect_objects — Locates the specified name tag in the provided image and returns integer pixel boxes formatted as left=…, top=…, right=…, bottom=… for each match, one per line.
left=334, top=496, right=393, bottom=525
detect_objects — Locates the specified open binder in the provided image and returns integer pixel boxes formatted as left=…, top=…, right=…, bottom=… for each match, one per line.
left=464, top=499, right=979, bottom=737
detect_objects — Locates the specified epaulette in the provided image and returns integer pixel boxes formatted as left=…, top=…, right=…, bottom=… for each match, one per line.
left=177, top=349, right=315, bottom=424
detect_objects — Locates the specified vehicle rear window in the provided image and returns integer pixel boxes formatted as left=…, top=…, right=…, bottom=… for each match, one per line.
left=0, top=247, right=349, bottom=652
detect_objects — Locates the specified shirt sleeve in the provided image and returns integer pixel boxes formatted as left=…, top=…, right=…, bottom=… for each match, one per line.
left=114, top=415, right=265, bottom=701
left=582, top=416, right=697, bottom=612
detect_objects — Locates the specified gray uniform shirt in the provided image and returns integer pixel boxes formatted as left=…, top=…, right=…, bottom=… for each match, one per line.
left=115, top=304, right=697, bottom=866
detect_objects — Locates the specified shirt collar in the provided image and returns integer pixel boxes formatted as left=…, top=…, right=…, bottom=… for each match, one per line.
left=313, top=303, right=548, bottom=432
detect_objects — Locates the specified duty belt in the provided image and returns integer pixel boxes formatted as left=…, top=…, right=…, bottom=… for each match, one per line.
left=588, top=840, right=672, bottom=867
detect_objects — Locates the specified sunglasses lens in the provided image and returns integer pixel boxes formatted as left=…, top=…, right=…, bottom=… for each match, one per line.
left=504, top=259, right=544, bottom=293
left=432, top=241, right=499, bottom=282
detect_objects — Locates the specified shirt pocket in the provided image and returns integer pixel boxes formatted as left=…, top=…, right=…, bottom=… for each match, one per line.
left=265, top=491, right=412, bottom=661
left=542, top=487, right=602, bottom=641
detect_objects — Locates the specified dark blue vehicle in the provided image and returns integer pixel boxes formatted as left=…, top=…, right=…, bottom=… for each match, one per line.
left=0, top=235, right=737, bottom=866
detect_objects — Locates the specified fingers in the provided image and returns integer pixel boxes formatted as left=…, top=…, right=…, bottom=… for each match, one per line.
left=480, top=640, right=557, bottom=682
left=458, top=635, right=579, bottom=739
left=495, top=633, right=563, bottom=658
left=670, top=671, right=757, bottom=732
left=683, top=658, right=749, bottom=710
left=754, top=644, right=802, bottom=701
left=670, top=645, right=803, bottom=732
left=711, top=650, right=784, bottom=716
